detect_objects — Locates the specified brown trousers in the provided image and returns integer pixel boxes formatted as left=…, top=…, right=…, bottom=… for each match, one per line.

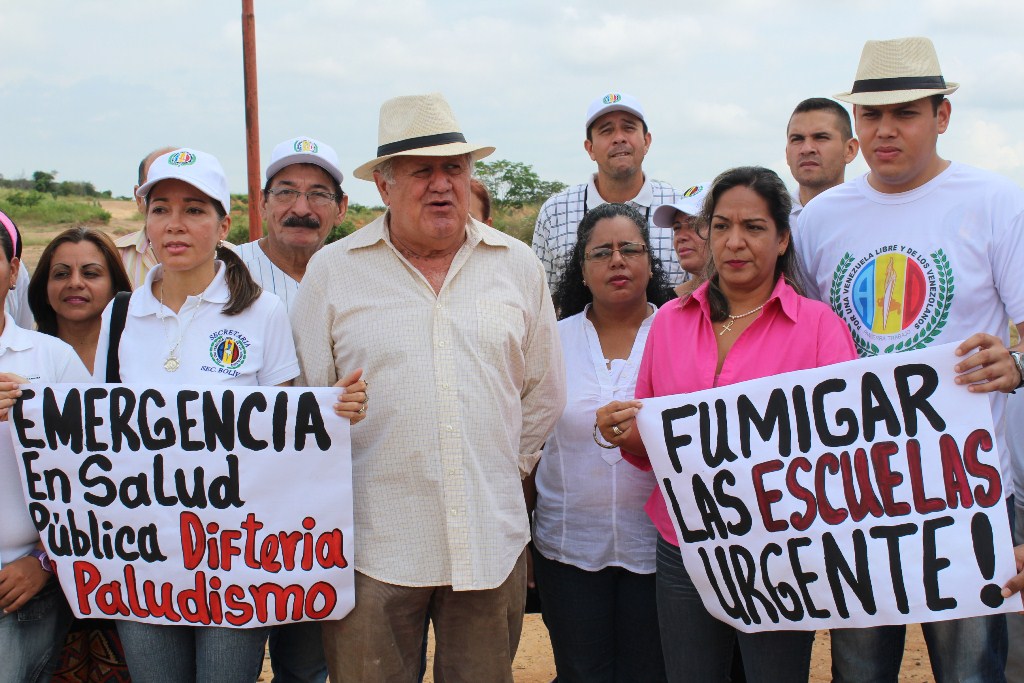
left=323, top=549, right=527, bottom=683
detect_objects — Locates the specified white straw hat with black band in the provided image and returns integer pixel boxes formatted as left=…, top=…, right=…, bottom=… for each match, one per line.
left=353, top=93, right=495, bottom=181
left=835, top=36, right=958, bottom=107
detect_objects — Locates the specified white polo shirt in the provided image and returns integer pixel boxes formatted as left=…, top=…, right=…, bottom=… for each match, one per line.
left=94, top=262, right=299, bottom=386
left=0, top=314, right=90, bottom=565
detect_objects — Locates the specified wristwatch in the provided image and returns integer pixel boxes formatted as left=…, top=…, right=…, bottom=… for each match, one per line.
left=1011, top=351, right=1024, bottom=390
left=29, top=548, right=53, bottom=573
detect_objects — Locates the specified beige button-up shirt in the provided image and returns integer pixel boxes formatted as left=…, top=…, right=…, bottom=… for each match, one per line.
left=291, top=213, right=565, bottom=590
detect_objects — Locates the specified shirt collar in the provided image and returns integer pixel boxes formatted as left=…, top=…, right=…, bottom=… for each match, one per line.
left=114, top=229, right=150, bottom=254
left=586, top=173, right=654, bottom=210
left=0, top=312, right=33, bottom=353
left=131, top=261, right=231, bottom=317
left=347, top=212, right=506, bottom=252
left=683, top=275, right=799, bottom=324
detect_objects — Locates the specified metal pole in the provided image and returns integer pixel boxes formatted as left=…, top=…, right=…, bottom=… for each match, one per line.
left=242, top=0, right=262, bottom=241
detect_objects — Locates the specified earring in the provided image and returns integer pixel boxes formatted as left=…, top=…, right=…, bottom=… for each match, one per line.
left=8, top=284, right=14, bottom=291
left=582, top=279, right=587, bottom=286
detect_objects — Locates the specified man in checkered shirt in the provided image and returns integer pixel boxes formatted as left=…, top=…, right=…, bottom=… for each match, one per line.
left=532, top=92, right=687, bottom=292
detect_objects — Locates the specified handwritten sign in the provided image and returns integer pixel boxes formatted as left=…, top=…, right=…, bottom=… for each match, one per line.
left=9, top=384, right=354, bottom=628
left=636, top=343, right=1017, bottom=632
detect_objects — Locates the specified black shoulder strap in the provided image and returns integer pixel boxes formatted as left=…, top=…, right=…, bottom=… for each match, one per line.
left=105, top=291, right=132, bottom=383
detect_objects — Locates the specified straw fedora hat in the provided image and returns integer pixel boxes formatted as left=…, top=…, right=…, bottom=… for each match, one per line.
left=835, top=37, right=959, bottom=106
left=353, top=93, right=495, bottom=181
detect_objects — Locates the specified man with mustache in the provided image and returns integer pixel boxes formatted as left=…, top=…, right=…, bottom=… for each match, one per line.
left=235, top=136, right=347, bottom=683
left=532, top=92, right=686, bottom=292
left=785, top=97, right=859, bottom=220
left=237, top=135, right=348, bottom=313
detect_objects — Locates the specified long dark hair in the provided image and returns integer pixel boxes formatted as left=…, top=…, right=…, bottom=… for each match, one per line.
left=697, top=166, right=805, bottom=322
left=146, top=186, right=261, bottom=316
left=28, top=227, right=133, bottom=336
left=553, top=203, right=673, bottom=319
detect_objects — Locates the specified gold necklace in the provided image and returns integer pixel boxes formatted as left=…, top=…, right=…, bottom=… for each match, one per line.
left=719, top=302, right=766, bottom=336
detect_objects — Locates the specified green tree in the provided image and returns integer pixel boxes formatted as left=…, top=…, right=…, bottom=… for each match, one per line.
left=475, top=160, right=566, bottom=207
left=33, top=170, right=57, bottom=194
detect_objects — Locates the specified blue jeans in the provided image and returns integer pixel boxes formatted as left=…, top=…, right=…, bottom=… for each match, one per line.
left=831, top=496, right=1013, bottom=683
left=117, top=620, right=269, bottom=683
left=268, top=622, right=328, bottom=683
left=532, top=546, right=666, bottom=682
left=0, top=579, right=72, bottom=683
left=656, top=537, right=813, bottom=683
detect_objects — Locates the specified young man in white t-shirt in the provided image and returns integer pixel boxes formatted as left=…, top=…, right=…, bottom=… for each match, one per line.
left=796, top=36, right=1024, bottom=683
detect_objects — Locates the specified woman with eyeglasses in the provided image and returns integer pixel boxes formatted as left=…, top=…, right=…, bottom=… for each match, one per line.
left=596, top=167, right=857, bottom=682
left=91, top=148, right=368, bottom=683
left=529, top=203, right=673, bottom=682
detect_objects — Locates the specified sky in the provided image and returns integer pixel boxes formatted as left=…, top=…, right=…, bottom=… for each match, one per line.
left=2, top=0, right=1023, bottom=208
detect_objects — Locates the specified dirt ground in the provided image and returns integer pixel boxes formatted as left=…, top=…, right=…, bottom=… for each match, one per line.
left=257, top=618, right=935, bottom=682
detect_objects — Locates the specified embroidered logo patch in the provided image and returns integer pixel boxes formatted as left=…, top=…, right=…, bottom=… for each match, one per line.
left=209, top=334, right=247, bottom=370
left=683, top=185, right=703, bottom=198
left=167, top=151, right=196, bottom=166
left=830, top=247, right=953, bottom=356
left=294, top=139, right=318, bottom=153
left=602, top=93, right=622, bottom=105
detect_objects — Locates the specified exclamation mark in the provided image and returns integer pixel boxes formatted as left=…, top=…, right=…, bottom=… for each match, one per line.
left=972, top=512, right=1004, bottom=607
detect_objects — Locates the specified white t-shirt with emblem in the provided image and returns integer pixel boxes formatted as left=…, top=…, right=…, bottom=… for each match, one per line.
left=796, top=162, right=1024, bottom=489
left=0, top=314, right=91, bottom=565
left=93, top=262, right=299, bottom=386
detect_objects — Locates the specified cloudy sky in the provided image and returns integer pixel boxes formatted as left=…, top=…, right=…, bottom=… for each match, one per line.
left=2, top=0, right=1023, bottom=207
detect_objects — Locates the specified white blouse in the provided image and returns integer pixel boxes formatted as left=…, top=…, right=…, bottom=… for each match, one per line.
left=533, top=305, right=660, bottom=573
left=0, top=314, right=91, bottom=565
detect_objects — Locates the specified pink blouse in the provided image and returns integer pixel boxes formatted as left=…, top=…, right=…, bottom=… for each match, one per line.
left=622, top=276, right=858, bottom=546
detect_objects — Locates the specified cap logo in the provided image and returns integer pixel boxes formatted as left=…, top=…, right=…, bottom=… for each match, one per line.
left=294, top=139, right=318, bottom=154
left=683, top=185, right=703, bottom=198
left=603, top=93, right=622, bottom=105
left=167, top=151, right=196, bottom=166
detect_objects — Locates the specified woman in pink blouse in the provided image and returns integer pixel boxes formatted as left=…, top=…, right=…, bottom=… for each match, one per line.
left=596, top=166, right=857, bottom=682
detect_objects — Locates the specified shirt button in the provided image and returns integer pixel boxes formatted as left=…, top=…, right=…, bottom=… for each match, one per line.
left=450, top=508, right=458, bottom=516
left=441, top=382, right=450, bottom=390
left=438, top=341, right=446, bottom=347
left=445, top=425, right=454, bottom=432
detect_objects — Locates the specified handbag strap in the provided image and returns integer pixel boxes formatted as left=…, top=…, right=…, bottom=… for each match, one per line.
left=105, top=291, right=132, bottom=383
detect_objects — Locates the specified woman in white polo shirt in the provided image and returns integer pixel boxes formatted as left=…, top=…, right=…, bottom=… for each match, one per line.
left=0, top=225, right=92, bottom=682
left=92, top=148, right=367, bottom=683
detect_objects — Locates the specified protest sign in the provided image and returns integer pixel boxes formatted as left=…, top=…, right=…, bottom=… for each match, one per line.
left=8, top=383, right=354, bottom=628
left=636, top=342, right=1018, bottom=632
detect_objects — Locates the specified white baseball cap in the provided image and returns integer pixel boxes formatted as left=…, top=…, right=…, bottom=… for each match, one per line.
left=136, top=148, right=231, bottom=215
left=265, top=136, right=344, bottom=186
left=652, top=182, right=712, bottom=228
left=585, top=92, right=646, bottom=132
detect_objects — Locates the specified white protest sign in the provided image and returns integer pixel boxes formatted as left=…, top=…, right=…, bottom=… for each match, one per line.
left=9, top=383, right=354, bottom=628
left=636, top=342, right=1018, bottom=632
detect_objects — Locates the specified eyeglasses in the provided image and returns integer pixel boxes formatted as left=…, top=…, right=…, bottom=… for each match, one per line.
left=267, top=188, right=339, bottom=208
left=584, top=242, right=648, bottom=262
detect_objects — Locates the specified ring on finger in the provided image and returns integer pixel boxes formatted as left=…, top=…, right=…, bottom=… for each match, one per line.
left=358, top=404, right=367, bottom=415
left=611, top=424, right=623, bottom=436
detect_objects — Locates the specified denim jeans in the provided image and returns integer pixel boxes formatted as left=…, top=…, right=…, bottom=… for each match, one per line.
left=268, top=622, right=328, bottom=683
left=1005, top=501, right=1024, bottom=682
left=831, top=496, right=1013, bottom=683
left=655, top=537, right=813, bottom=683
left=117, top=620, right=269, bottom=683
left=532, top=547, right=666, bottom=682
left=0, top=579, right=73, bottom=683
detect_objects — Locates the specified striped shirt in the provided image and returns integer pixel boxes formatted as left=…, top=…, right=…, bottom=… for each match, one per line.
left=235, top=240, right=300, bottom=312
left=532, top=174, right=687, bottom=292
left=114, top=230, right=158, bottom=289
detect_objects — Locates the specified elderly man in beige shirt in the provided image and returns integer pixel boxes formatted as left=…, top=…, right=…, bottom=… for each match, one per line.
left=290, top=93, right=565, bottom=682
